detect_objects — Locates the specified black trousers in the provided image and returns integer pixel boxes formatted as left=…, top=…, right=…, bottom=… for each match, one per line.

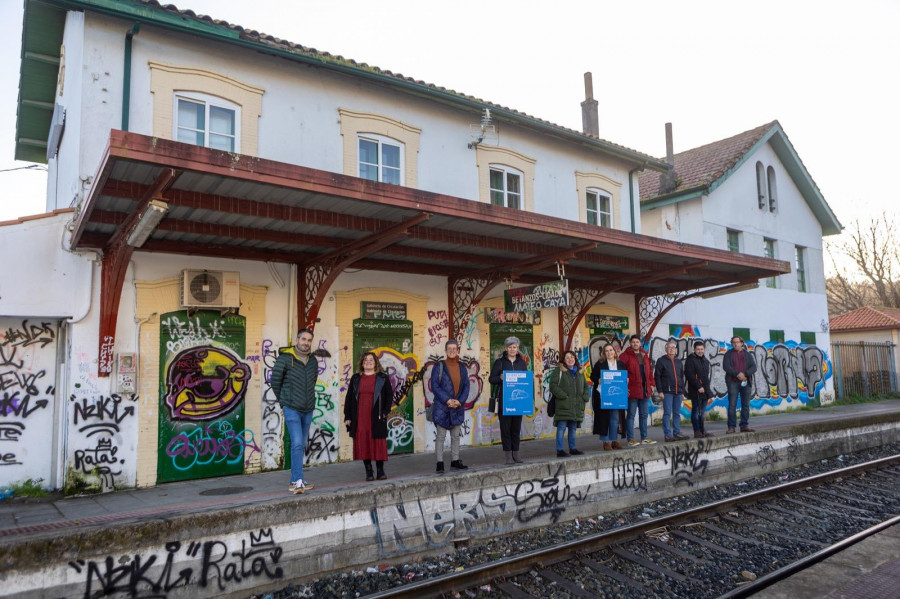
left=500, top=415, right=523, bottom=451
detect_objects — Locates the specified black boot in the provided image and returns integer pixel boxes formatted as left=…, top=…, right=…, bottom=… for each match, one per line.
left=436, top=461, right=444, bottom=473
left=364, top=460, right=374, bottom=481
left=376, top=460, right=387, bottom=480
left=450, top=459, right=468, bottom=470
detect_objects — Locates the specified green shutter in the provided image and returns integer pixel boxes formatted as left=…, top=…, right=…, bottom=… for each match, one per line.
left=769, top=329, right=785, bottom=343
left=732, top=327, right=751, bottom=342
left=800, top=331, right=816, bottom=345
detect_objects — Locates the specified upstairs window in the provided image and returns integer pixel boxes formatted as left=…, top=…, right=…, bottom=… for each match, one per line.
left=586, top=189, right=612, bottom=227
left=489, top=166, right=522, bottom=209
left=727, top=229, right=741, bottom=253
left=358, top=135, right=403, bottom=185
left=795, top=245, right=807, bottom=292
left=175, top=93, right=240, bottom=152
left=764, top=238, right=777, bottom=288
left=766, top=166, right=778, bottom=212
left=756, top=161, right=767, bottom=209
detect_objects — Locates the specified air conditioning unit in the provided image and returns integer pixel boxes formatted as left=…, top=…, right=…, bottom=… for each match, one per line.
left=181, top=270, right=240, bottom=308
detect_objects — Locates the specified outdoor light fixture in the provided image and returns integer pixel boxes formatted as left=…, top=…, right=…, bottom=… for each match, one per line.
left=126, top=199, right=169, bottom=247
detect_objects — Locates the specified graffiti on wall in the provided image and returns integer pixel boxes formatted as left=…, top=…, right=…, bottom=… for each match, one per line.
left=372, top=347, right=419, bottom=454
left=70, top=393, right=138, bottom=490
left=0, top=319, right=58, bottom=485
left=68, top=528, right=283, bottom=598
left=307, top=340, right=338, bottom=465
left=164, top=421, right=260, bottom=472
left=164, top=347, right=251, bottom=421
left=260, top=339, right=283, bottom=469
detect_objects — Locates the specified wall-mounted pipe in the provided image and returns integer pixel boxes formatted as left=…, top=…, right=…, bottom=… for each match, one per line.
left=122, top=22, right=141, bottom=131
left=628, top=162, right=647, bottom=233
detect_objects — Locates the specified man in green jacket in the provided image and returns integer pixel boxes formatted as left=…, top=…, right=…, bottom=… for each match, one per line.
left=271, top=328, right=319, bottom=494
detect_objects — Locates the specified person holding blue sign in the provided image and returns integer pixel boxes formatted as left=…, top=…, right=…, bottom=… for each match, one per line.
left=655, top=340, right=690, bottom=442
left=489, top=336, right=529, bottom=465
left=549, top=350, right=590, bottom=457
left=591, top=344, right=627, bottom=450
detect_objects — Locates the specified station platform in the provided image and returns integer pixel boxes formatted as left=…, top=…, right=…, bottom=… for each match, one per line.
left=1, top=399, right=899, bottom=599
left=2, top=400, right=899, bottom=540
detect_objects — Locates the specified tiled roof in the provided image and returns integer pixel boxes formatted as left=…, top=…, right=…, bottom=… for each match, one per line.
left=830, top=306, right=900, bottom=331
left=639, top=121, right=777, bottom=200
left=127, top=1, right=661, bottom=166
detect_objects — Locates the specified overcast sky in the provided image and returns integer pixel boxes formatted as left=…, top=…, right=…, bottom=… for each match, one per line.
left=2, top=0, right=898, bottom=243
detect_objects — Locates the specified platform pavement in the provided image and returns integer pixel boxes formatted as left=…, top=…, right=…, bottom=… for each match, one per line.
left=1, top=399, right=898, bottom=543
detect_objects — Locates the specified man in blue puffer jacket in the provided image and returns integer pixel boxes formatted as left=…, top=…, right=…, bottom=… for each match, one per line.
left=431, top=339, right=470, bottom=473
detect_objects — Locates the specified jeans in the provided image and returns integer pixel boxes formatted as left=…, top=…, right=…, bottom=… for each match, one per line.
left=283, top=406, right=313, bottom=483
left=500, top=415, right=522, bottom=451
left=662, top=393, right=683, bottom=437
left=626, top=397, right=650, bottom=440
left=600, top=409, right=619, bottom=442
left=691, top=394, right=707, bottom=432
left=435, top=424, right=461, bottom=462
left=556, top=420, right=577, bottom=451
left=727, top=380, right=753, bottom=429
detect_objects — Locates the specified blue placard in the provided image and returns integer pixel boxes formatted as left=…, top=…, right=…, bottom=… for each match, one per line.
left=600, top=370, right=628, bottom=409
left=502, top=371, right=534, bottom=416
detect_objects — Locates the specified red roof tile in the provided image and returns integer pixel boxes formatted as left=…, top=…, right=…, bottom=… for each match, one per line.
left=830, top=306, right=900, bottom=331
left=639, top=122, right=777, bottom=200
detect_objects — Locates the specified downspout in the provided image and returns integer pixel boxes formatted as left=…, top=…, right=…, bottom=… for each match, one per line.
left=122, top=23, right=141, bottom=131
left=628, top=162, right=646, bottom=234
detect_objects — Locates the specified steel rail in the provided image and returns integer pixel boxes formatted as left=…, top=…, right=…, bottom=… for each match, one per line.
left=364, top=454, right=900, bottom=599
left=717, top=514, right=900, bottom=599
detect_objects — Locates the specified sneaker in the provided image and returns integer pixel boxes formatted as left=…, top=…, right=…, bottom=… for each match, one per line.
left=569, top=448, right=584, bottom=456
left=628, top=439, right=640, bottom=447
left=664, top=436, right=675, bottom=442
left=640, top=438, right=657, bottom=445
left=740, top=426, right=756, bottom=433
left=288, top=480, right=297, bottom=492
left=557, top=450, right=570, bottom=457
left=674, top=433, right=690, bottom=441
left=291, top=480, right=314, bottom=494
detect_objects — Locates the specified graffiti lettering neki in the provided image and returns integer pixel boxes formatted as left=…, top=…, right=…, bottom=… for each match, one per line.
left=164, top=347, right=251, bottom=421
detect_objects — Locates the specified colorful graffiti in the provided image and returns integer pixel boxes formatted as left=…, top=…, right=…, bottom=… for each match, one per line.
left=164, top=421, right=260, bottom=472
left=373, top=347, right=419, bottom=454
left=420, top=355, right=484, bottom=412
left=164, top=347, right=251, bottom=421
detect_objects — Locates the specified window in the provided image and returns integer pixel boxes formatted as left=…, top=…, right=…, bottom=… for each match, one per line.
left=358, top=135, right=402, bottom=185
left=586, top=189, right=612, bottom=226
left=733, top=327, right=751, bottom=342
left=766, top=166, right=778, bottom=212
left=175, top=93, right=240, bottom=152
left=769, top=329, right=785, bottom=343
left=795, top=246, right=807, bottom=292
left=764, top=238, right=777, bottom=288
left=800, top=331, right=816, bottom=345
left=489, top=166, right=522, bottom=209
left=727, top=229, right=741, bottom=252
left=756, top=161, right=767, bottom=209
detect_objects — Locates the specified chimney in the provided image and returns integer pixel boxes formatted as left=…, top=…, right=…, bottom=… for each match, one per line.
left=658, top=122, right=678, bottom=194
left=581, top=72, right=599, bottom=137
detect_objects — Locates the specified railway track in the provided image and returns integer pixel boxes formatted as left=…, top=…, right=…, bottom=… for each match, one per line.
left=365, top=454, right=900, bottom=599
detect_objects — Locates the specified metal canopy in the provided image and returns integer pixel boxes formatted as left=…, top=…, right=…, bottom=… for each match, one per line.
left=74, top=131, right=790, bottom=374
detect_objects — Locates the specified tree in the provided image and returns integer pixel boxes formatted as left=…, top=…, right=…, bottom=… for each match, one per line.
left=826, top=211, right=900, bottom=314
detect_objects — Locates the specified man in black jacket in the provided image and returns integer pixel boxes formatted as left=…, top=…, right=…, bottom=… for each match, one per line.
left=685, top=341, right=713, bottom=439
left=654, top=340, right=689, bottom=442
left=722, top=336, right=757, bottom=433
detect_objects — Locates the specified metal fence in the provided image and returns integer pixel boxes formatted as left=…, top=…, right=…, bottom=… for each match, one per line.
left=830, top=341, right=898, bottom=398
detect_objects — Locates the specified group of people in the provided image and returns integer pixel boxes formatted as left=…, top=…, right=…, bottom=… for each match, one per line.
left=270, top=328, right=759, bottom=494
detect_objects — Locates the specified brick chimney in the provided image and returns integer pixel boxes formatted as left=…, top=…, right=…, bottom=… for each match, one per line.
left=581, top=72, right=599, bottom=137
left=658, top=122, right=678, bottom=194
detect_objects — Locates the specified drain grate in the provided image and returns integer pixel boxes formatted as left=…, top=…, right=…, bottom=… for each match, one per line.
left=199, top=486, right=254, bottom=496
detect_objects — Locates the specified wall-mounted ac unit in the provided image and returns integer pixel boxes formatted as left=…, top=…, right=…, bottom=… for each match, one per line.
left=181, top=270, right=240, bottom=308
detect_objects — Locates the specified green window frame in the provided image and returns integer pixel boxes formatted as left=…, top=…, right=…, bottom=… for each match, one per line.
left=727, top=229, right=740, bottom=253
left=800, top=331, right=816, bottom=345
left=732, top=327, right=751, bottom=342
left=764, top=238, right=777, bottom=288
left=769, top=329, right=785, bottom=343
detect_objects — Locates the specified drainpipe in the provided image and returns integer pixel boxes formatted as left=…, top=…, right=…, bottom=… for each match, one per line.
left=628, top=163, right=646, bottom=233
left=122, top=23, right=141, bottom=131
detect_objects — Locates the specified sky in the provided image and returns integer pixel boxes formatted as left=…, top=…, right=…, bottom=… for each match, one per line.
left=1, top=0, right=898, bottom=250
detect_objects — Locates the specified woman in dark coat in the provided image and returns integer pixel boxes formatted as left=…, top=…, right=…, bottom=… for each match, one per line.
left=344, top=351, right=394, bottom=481
left=591, top=344, right=627, bottom=450
left=489, top=336, right=529, bottom=465
left=431, top=339, right=470, bottom=472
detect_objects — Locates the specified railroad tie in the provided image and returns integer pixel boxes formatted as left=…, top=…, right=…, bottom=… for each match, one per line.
left=579, top=556, right=649, bottom=593
left=719, top=514, right=828, bottom=547
left=537, top=568, right=596, bottom=598
left=741, top=506, right=785, bottom=524
left=815, top=487, right=889, bottom=508
left=843, top=478, right=898, bottom=497
left=645, top=536, right=711, bottom=564
left=496, top=581, right=540, bottom=599
left=611, top=546, right=688, bottom=582
left=790, top=493, right=882, bottom=521
left=668, top=529, right=740, bottom=557
left=700, top=522, right=786, bottom=551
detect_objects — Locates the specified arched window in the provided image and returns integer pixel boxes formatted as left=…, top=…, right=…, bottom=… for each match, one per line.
left=756, top=161, right=767, bottom=209
left=766, top=166, right=778, bottom=212
left=489, top=165, right=523, bottom=209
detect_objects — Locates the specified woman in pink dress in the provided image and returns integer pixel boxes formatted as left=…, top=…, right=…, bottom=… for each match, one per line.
left=343, top=352, right=394, bottom=481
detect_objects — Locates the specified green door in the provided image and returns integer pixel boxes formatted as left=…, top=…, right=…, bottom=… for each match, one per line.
left=158, top=311, right=252, bottom=482
left=352, top=319, right=417, bottom=454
